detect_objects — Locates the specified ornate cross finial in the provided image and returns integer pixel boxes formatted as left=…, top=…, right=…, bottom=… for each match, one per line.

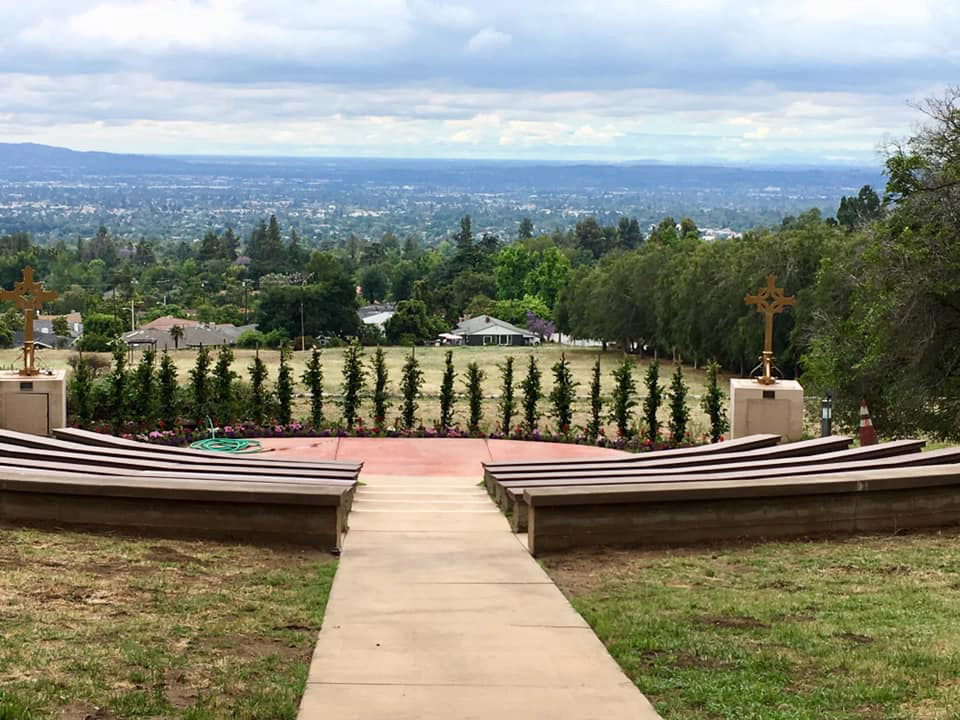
left=744, top=274, right=795, bottom=385
left=0, top=266, right=59, bottom=376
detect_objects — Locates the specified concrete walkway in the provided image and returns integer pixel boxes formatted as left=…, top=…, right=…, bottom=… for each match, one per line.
left=296, top=469, right=662, bottom=719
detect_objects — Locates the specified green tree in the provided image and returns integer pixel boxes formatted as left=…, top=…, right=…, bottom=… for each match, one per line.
left=668, top=364, right=690, bottom=445
left=213, top=344, right=236, bottom=423
left=69, top=354, right=94, bottom=426
left=399, top=347, right=424, bottom=429
left=549, top=353, right=577, bottom=434
left=169, top=324, right=184, bottom=350
left=587, top=358, right=602, bottom=441
left=384, top=300, right=444, bottom=345
left=275, top=344, right=294, bottom=425
left=131, top=348, right=157, bottom=426
left=642, top=360, right=663, bottom=444
left=370, top=346, right=390, bottom=426
left=701, top=360, right=729, bottom=443
left=609, top=357, right=637, bottom=438
left=158, top=350, right=179, bottom=427
left=518, top=217, right=534, bottom=240
left=438, top=350, right=456, bottom=432
left=52, top=315, right=70, bottom=347
left=301, top=347, right=324, bottom=428
left=340, top=341, right=365, bottom=429
left=189, top=344, right=212, bottom=422
left=464, top=362, right=485, bottom=432
left=520, top=355, right=542, bottom=432
left=248, top=350, right=269, bottom=426
left=498, top=356, right=515, bottom=434
left=109, top=342, right=127, bottom=427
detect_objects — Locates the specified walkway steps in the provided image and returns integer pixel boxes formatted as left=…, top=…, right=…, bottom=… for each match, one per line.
left=298, top=471, right=662, bottom=720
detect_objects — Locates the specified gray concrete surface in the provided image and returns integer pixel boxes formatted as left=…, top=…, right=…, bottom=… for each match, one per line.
left=298, top=472, right=662, bottom=720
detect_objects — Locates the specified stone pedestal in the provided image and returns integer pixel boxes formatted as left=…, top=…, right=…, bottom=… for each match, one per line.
left=0, top=371, right=67, bottom=436
left=729, top=378, right=804, bottom=443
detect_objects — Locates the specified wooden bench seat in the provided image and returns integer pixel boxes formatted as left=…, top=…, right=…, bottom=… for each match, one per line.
left=504, top=443, right=954, bottom=532
left=493, top=439, right=922, bottom=511
left=0, top=470, right=351, bottom=549
left=524, top=464, right=960, bottom=555
left=481, top=433, right=781, bottom=488
left=17, top=428, right=361, bottom=473
left=0, top=441, right=359, bottom=482
left=485, top=435, right=853, bottom=495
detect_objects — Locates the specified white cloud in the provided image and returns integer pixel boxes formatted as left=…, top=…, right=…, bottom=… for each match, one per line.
left=0, top=1, right=956, bottom=162
left=465, top=27, right=512, bottom=54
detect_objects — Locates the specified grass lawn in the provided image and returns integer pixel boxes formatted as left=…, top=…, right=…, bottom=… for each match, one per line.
left=5, top=345, right=719, bottom=437
left=0, top=525, right=336, bottom=720
left=544, top=530, right=960, bottom=720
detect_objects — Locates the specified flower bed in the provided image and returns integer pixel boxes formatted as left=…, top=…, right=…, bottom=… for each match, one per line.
left=80, top=418, right=709, bottom=453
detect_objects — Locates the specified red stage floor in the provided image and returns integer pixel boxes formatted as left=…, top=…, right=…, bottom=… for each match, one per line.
left=256, top=437, right=631, bottom=476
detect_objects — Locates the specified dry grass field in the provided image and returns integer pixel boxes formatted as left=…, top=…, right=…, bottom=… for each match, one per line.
left=4, top=345, right=720, bottom=437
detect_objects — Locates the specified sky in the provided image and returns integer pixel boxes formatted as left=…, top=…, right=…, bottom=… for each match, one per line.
left=0, top=0, right=957, bottom=165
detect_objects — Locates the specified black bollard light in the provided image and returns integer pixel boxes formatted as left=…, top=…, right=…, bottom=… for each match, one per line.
left=820, top=393, right=833, bottom=437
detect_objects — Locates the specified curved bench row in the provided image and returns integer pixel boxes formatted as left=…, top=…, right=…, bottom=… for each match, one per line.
left=0, top=429, right=361, bottom=549
left=482, top=435, right=960, bottom=554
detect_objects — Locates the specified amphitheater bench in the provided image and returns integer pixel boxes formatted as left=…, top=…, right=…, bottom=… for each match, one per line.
left=0, top=471, right=352, bottom=549
left=506, top=443, right=959, bottom=531
left=523, top=464, right=960, bottom=555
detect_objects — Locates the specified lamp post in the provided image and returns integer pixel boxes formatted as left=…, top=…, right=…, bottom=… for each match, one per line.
left=821, top=393, right=833, bottom=437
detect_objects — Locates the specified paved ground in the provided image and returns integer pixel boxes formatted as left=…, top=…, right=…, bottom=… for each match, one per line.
left=265, top=439, right=661, bottom=720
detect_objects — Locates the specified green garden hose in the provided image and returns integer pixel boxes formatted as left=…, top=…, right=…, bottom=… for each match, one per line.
left=189, top=420, right=263, bottom=454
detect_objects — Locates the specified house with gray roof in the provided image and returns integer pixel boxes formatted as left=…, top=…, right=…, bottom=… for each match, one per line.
left=450, top=315, right=539, bottom=347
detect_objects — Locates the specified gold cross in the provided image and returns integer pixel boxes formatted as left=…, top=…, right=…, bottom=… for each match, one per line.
left=0, top=266, right=59, bottom=376
left=744, top=274, right=795, bottom=385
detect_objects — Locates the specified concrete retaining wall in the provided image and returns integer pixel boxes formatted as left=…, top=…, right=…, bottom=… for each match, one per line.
left=526, top=466, right=960, bottom=555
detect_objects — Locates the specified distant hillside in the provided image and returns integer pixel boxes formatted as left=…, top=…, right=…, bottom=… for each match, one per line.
left=0, top=142, right=190, bottom=177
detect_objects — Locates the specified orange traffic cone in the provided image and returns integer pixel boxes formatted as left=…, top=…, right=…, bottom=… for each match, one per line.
left=859, top=400, right=877, bottom=446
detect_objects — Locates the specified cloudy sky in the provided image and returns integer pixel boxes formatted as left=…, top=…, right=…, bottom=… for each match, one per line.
left=1, top=0, right=957, bottom=164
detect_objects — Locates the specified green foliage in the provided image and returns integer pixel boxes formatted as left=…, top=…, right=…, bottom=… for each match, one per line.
left=668, top=364, right=690, bottom=444
left=169, top=324, right=185, bottom=349
left=275, top=344, right=294, bottom=425
left=68, top=353, right=94, bottom=426
left=213, top=344, right=237, bottom=423
left=701, top=361, right=729, bottom=443
left=549, top=352, right=578, bottom=433
left=340, top=340, right=365, bottom=429
left=836, top=185, right=882, bottom=232
left=384, top=299, right=445, bottom=345
left=491, top=294, right=551, bottom=326
left=587, top=357, right=602, bottom=440
left=609, top=357, right=637, bottom=438
left=236, top=329, right=267, bottom=349
left=520, top=355, right=542, bottom=431
left=131, top=348, right=157, bottom=425
left=158, top=350, right=179, bottom=426
left=78, top=312, right=123, bottom=351
left=643, top=360, right=663, bottom=444
left=370, top=346, right=390, bottom=425
left=301, top=347, right=324, bottom=427
left=256, top=279, right=359, bottom=342
left=399, top=347, right=424, bottom=429
left=464, top=361, right=485, bottom=432
left=247, top=350, right=269, bottom=425
left=0, top=320, right=11, bottom=349
left=498, top=356, right=515, bottom=433
left=438, top=350, right=456, bottom=431
left=189, top=344, right=212, bottom=422
left=109, top=342, right=127, bottom=426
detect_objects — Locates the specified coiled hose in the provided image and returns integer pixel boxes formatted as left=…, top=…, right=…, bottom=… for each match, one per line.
left=189, top=420, right=263, bottom=454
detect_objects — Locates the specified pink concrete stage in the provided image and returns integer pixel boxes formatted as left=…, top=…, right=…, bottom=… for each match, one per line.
left=256, top=437, right=631, bottom=476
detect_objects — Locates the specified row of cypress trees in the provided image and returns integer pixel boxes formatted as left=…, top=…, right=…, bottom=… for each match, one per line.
left=70, top=340, right=729, bottom=443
